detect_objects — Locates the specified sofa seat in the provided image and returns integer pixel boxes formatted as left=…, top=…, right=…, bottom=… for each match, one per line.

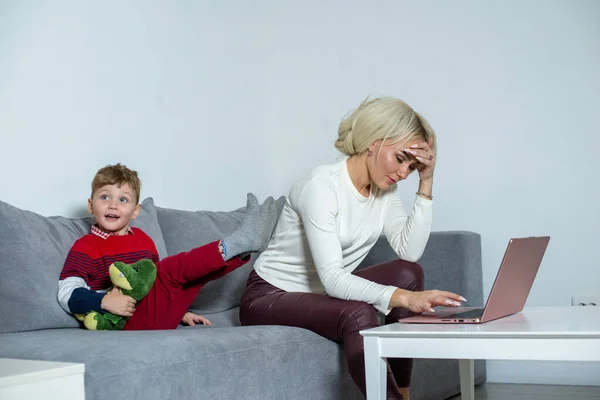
left=0, top=321, right=363, bottom=400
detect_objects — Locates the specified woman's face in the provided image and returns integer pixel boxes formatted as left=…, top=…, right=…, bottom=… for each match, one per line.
left=367, top=138, right=423, bottom=190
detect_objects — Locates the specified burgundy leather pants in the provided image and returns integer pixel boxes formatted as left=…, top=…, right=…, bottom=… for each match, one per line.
left=239, top=259, right=424, bottom=399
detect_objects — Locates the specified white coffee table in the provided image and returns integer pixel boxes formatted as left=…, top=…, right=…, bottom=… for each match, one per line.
left=0, top=358, right=85, bottom=400
left=360, top=306, right=600, bottom=400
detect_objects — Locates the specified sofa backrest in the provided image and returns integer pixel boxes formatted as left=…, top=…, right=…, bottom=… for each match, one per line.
left=0, top=194, right=481, bottom=333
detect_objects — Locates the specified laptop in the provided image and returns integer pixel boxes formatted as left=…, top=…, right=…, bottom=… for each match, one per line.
left=400, top=236, right=550, bottom=324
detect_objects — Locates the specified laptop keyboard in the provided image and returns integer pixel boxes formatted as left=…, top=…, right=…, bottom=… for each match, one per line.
left=447, top=308, right=484, bottom=319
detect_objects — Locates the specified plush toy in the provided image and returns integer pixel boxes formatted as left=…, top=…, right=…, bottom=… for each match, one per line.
left=75, top=259, right=157, bottom=330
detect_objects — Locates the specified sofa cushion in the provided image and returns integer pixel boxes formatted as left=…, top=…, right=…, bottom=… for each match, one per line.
left=0, top=197, right=167, bottom=334
left=157, top=202, right=281, bottom=314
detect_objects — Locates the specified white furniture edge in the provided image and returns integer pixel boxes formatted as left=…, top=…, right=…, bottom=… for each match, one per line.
left=360, top=307, right=600, bottom=400
left=0, top=358, right=85, bottom=389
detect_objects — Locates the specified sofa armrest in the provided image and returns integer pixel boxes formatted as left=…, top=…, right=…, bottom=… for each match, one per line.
left=358, top=231, right=484, bottom=308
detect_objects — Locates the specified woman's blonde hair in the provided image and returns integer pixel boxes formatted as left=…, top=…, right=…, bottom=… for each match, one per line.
left=335, top=96, right=436, bottom=157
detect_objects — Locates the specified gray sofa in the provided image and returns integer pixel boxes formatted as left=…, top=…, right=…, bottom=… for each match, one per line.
left=0, top=196, right=486, bottom=400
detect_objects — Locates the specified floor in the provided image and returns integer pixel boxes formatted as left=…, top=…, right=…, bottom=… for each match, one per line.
left=446, top=383, right=600, bottom=400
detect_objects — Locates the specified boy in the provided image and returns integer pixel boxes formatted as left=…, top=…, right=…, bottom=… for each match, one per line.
left=58, top=163, right=283, bottom=330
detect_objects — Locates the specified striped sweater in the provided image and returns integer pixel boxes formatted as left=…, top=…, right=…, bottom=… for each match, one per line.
left=57, top=227, right=159, bottom=314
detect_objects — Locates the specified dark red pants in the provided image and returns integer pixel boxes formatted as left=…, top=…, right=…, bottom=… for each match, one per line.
left=124, top=240, right=248, bottom=330
left=239, top=259, right=424, bottom=400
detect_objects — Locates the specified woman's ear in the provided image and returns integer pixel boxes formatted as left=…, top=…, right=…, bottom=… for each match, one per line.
left=369, top=139, right=382, bottom=153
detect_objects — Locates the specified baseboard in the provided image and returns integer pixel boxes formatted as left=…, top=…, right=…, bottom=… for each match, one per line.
left=487, top=361, right=600, bottom=386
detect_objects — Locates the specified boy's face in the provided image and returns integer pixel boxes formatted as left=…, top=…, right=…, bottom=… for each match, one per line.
left=88, top=183, right=140, bottom=235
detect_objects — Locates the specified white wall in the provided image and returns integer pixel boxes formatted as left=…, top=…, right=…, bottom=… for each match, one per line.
left=1, top=0, right=599, bottom=385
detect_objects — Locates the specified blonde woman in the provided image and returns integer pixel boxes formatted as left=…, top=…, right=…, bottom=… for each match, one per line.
left=240, top=97, right=465, bottom=399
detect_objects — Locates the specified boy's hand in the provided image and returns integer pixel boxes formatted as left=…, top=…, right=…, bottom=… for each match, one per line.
left=101, top=288, right=137, bottom=317
left=181, top=312, right=212, bottom=326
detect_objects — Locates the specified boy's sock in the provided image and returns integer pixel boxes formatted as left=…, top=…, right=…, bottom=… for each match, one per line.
left=222, top=193, right=285, bottom=260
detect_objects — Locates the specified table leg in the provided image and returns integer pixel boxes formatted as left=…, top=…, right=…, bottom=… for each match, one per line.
left=459, top=359, right=475, bottom=400
left=364, top=336, right=386, bottom=400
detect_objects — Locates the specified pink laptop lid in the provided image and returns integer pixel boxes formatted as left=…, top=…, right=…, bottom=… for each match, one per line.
left=480, top=236, right=550, bottom=322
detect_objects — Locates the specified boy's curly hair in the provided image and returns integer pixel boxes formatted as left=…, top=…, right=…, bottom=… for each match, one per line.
left=91, top=163, right=142, bottom=204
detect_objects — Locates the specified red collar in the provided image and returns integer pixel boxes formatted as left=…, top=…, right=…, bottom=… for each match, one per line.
left=91, top=224, right=134, bottom=240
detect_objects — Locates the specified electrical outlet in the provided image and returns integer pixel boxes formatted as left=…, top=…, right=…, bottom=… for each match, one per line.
left=571, top=296, right=600, bottom=306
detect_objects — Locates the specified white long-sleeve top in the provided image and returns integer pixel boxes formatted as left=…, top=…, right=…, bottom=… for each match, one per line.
left=253, top=158, right=433, bottom=314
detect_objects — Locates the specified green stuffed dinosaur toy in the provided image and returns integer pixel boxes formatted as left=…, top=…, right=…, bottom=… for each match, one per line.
left=75, top=259, right=157, bottom=330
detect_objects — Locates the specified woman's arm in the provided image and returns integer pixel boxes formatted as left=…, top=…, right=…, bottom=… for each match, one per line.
left=384, top=137, right=436, bottom=261
left=382, top=186, right=433, bottom=262
left=296, top=179, right=397, bottom=314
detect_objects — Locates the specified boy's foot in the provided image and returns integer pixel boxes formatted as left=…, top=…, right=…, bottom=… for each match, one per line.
left=222, top=193, right=285, bottom=260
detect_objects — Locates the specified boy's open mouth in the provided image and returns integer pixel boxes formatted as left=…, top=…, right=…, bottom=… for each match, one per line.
left=105, top=214, right=120, bottom=221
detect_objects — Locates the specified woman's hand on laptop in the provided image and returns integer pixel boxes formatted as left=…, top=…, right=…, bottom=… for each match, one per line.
left=391, top=288, right=466, bottom=313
